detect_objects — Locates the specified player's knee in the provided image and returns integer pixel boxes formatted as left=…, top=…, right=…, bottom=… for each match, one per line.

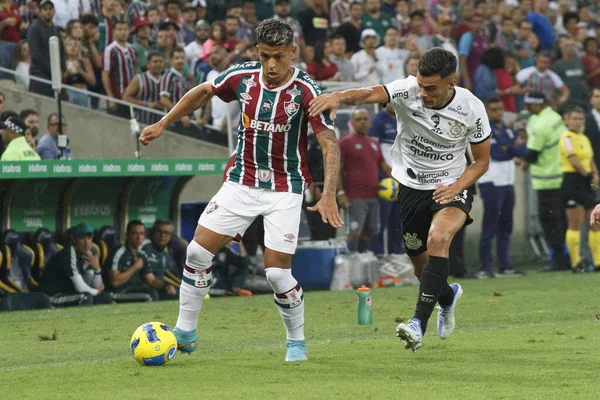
left=186, top=240, right=214, bottom=271
left=265, top=267, right=297, bottom=294
left=427, top=230, right=453, bottom=252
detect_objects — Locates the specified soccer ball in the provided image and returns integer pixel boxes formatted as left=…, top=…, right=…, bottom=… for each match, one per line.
left=130, top=322, right=178, bottom=366
left=377, top=178, right=400, bottom=201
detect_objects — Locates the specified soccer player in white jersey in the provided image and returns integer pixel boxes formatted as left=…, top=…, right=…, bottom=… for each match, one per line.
left=139, top=19, right=343, bottom=362
left=309, top=48, right=491, bottom=352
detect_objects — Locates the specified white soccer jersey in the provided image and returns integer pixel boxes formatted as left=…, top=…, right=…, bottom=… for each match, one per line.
left=384, top=75, right=491, bottom=190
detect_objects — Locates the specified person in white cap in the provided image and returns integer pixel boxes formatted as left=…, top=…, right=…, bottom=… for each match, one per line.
left=350, top=28, right=381, bottom=86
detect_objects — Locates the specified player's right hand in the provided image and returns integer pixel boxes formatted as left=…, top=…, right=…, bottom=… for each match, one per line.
left=591, top=205, right=600, bottom=229
left=139, top=123, right=164, bottom=146
left=307, top=194, right=344, bottom=228
left=308, top=92, right=341, bottom=120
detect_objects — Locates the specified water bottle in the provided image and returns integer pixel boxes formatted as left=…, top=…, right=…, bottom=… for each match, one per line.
left=357, top=285, right=372, bottom=325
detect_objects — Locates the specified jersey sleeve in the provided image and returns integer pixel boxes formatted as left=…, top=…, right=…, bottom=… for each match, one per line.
left=548, top=70, right=565, bottom=88
left=300, top=78, right=335, bottom=134
left=210, top=67, right=243, bottom=103
left=383, top=76, right=417, bottom=109
left=561, top=133, right=576, bottom=156
left=468, top=99, right=492, bottom=144
left=526, top=120, right=545, bottom=152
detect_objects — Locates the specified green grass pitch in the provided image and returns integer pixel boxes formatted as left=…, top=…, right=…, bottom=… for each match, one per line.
left=2, top=271, right=599, bottom=399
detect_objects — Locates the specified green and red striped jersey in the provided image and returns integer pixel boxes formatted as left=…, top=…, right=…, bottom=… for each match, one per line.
left=159, top=68, right=191, bottom=105
left=212, top=61, right=334, bottom=195
left=103, top=41, right=137, bottom=99
left=135, top=71, right=161, bottom=125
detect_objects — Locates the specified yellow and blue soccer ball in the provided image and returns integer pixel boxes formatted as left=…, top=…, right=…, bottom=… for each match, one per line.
left=130, top=322, right=177, bottom=366
left=377, top=178, right=400, bottom=201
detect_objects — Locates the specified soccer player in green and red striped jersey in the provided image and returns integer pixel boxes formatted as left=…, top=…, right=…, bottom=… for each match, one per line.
left=140, top=19, right=342, bottom=362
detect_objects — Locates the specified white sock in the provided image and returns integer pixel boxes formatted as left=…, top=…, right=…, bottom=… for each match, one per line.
left=266, top=268, right=305, bottom=341
left=175, top=241, right=214, bottom=332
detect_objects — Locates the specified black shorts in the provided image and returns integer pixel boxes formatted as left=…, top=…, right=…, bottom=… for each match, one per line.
left=398, top=184, right=474, bottom=256
left=562, top=173, right=597, bottom=210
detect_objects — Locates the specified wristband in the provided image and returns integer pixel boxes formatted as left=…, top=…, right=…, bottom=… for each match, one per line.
left=337, top=190, right=345, bottom=196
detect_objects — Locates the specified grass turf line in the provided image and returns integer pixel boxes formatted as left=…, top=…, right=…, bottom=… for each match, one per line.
left=1, top=271, right=599, bottom=399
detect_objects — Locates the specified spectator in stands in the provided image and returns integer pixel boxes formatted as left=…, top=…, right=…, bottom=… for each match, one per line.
left=514, top=20, right=535, bottom=70
left=11, top=39, right=30, bottom=89
left=181, top=6, right=197, bottom=45
left=95, top=0, right=120, bottom=54
left=161, top=18, right=185, bottom=49
left=297, top=0, right=329, bottom=46
left=185, top=21, right=210, bottom=72
left=238, top=0, right=258, bottom=44
left=362, top=0, right=393, bottom=42
left=102, top=19, right=137, bottom=119
left=404, top=55, right=419, bottom=77
left=65, top=19, right=83, bottom=41
left=376, top=26, right=410, bottom=82
left=330, top=0, right=350, bottom=30
left=458, top=12, right=486, bottom=91
left=351, top=29, right=381, bottom=86
left=394, top=0, right=410, bottom=36
left=131, top=17, right=153, bottom=74
left=20, top=109, right=40, bottom=146
left=522, top=92, right=569, bottom=271
left=146, top=6, right=160, bottom=43
left=551, top=37, right=587, bottom=110
left=125, top=0, right=149, bottom=27
left=516, top=52, right=568, bottom=107
left=495, top=17, right=518, bottom=54
left=339, top=109, right=391, bottom=253
left=527, top=0, right=555, bottom=51
left=369, top=103, right=403, bottom=256
left=52, top=0, right=79, bottom=30
left=64, top=37, right=96, bottom=107
left=203, top=20, right=229, bottom=56
left=80, top=14, right=102, bottom=109
left=337, top=1, right=363, bottom=54
left=39, top=223, right=113, bottom=307
left=431, top=16, right=458, bottom=67
left=273, top=0, right=303, bottom=48
left=307, top=39, right=341, bottom=81
left=141, top=219, right=178, bottom=300
left=0, top=0, right=24, bottom=43
left=163, top=0, right=185, bottom=46
left=204, top=43, right=239, bottom=133
left=223, top=16, right=241, bottom=52
left=155, top=25, right=174, bottom=65
left=37, top=113, right=73, bottom=159
left=581, top=38, right=600, bottom=89
left=496, top=54, right=522, bottom=116
left=474, top=47, right=505, bottom=104
left=123, top=51, right=164, bottom=126
left=108, top=220, right=174, bottom=302
left=429, top=0, right=458, bottom=24
left=478, top=98, right=527, bottom=278
left=0, top=116, right=40, bottom=161
left=407, top=11, right=433, bottom=53
left=160, top=47, right=192, bottom=127
left=585, top=89, right=600, bottom=180
left=329, top=34, right=352, bottom=81
left=28, top=0, right=65, bottom=98
left=559, top=106, right=600, bottom=273
left=241, top=41, right=259, bottom=62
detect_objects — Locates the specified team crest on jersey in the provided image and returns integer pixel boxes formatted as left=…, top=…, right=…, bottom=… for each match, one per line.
left=403, top=233, right=423, bottom=251
left=241, top=75, right=256, bottom=89
left=262, top=99, right=273, bottom=112
left=447, top=121, right=467, bottom=138
left=205, top=201, right=219, bottom=214
left=284, top=86, right=302, bottom=118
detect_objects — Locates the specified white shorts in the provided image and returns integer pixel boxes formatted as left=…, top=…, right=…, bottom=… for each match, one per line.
left=198, top=181, right=303, bottom=254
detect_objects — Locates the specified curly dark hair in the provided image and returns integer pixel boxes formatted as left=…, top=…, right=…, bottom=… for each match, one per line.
left=417, top=48, right=457, bottom=78
left=255, top=19, right=294, bottom=47
left=479, top=47, right=505, bottom=70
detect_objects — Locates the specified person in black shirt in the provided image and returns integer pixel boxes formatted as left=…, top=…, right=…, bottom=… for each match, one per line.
left=296, top=0, right=329, bottom=46
left=336, top=1, right=363, bottom=54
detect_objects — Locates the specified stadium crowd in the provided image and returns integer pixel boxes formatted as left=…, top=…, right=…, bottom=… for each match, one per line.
left=1, top=0, right=600, bottom=309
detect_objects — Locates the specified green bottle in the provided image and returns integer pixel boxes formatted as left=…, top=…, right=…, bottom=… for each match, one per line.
left=357, top=285, right=372, bottom=325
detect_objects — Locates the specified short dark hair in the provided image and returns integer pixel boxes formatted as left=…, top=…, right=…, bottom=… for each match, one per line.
left=115, top=18, right=128, bottom=28
left=147, top=50, right=164, bottom=61
left=385, top=26, right=399, bottom=34
left=349, top=1, right=363, bottom=9
left=165, top=0, right=181, bottom=7
left=409, top=11, right=425, bottom=20
left=171, top=46, right=185, bottom=58
left=485, top=97, right=503, bottom=106
left=565, top=105, right=585, bottom=116
left=501, top=16, right=513, bottom=24
left=584, top=37, right=598, bottom=49
left=479, top=47, right=505, bottom=70
left=152, top=219, right=173, bottom=232
left=47, top=112, right=65, bottom=125
left=536, top=51, right=551, bottom=59
left=563, top=11, right=579, bottom=26
left=471, top=13, right=484, bottom=20
left=417, top=48, right=457, bottom=78
left=331, top=34, right=345, bottom=41
left=0, top=110, right=18, bottom=121
left=255, top=19, right=294, bottom=47
left=19, top=109, right=37, bottom=120
left=519, top=20, right=532, bottom=28
left=126, top=220, right=145, bottom=233
left=80, top=14, right=99, bottom=26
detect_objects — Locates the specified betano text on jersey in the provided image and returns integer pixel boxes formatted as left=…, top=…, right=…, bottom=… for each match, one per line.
left=384, top=76, right=492, bottom=190
left=211, top=61, right=334, bottom=195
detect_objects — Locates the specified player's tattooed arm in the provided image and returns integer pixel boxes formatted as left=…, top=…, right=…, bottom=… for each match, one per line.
left=307, top=130, right=344, bottom=228
left=308, top=86, right=388, bottom=120
left=317, top=129, right=341, bottom=197
left=159, top=82, right=215, bottom=127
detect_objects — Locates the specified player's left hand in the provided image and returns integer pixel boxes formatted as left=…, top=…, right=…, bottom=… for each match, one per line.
left=307, top=194, right=344, bottom=228
left=590, top=205, right=600, bottom=229
left=432, top=184, right=461, bottom=205
left=85, top=251, right=101, bottom=271
left=165, top=284, right=177, bottom=296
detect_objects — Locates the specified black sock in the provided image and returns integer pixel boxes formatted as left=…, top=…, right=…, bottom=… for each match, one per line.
left=413, top=256, right=449, bottom=334
left=438, top=283, right=455, bottom=307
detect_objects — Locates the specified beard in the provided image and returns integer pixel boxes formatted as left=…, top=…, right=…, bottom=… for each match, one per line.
left=29, top=127, right=39, bottom=137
